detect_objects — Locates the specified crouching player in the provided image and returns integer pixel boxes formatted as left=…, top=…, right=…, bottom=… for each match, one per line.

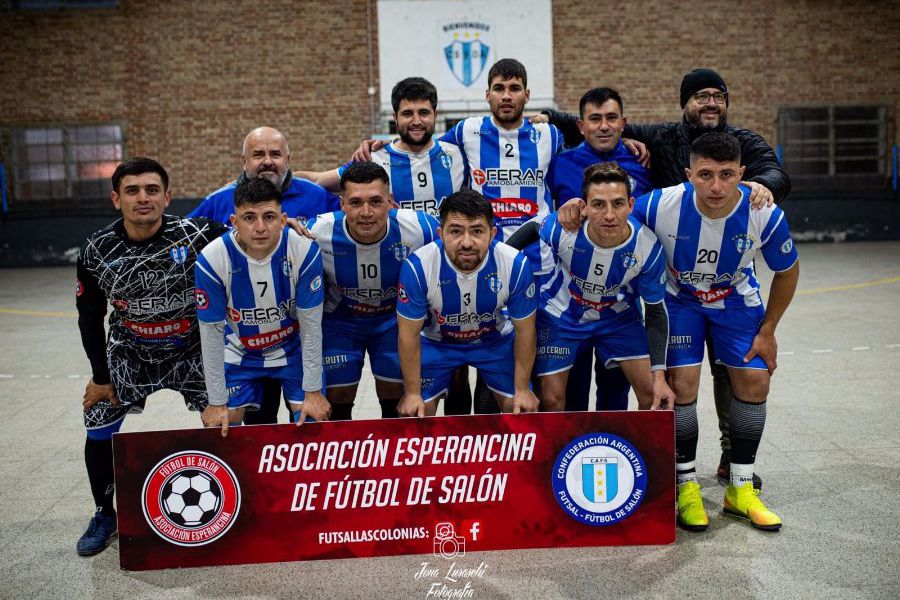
left=396, top=189, right=539, bottom=416
left=196, top=177, right=329, bottom=433
left=306, top=162, right=438, bottom=420
left=514, top=162, right=674, bottom=411
left=564, top=132, right=799, bottom=531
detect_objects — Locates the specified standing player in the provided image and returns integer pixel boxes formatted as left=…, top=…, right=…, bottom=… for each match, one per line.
left=396, top=190, right=539, bottom=417
left=530, top=163, right=673, bottom=412
left=306, top=162, right=438, bottom=420
left=196, top=178, right=328, bottom=432
left=562, top=133, right=799, bottom=530
left=303, top=78, right=467, bottom=216
left=75, top=158, right=228, bottom=556
left=191, top=126, right=339, bottom=425
left=440, top=58, right=562, bottom=277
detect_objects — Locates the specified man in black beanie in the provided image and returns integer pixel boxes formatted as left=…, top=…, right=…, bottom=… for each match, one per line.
left=679, top=67, right=730, bottom=126
left=542, top=69, right=790, bottom=489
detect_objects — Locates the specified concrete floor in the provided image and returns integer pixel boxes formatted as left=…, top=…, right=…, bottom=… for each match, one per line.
left=0, top=241, right=898, bottom=599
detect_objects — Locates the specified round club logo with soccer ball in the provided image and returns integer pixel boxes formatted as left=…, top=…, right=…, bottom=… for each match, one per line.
left=552, top=433, right=647, bottom=526
left=142, top=451, right=240, bottom=546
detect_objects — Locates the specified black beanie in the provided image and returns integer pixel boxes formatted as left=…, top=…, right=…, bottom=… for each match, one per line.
left=680, top=68, right=728, bottom=108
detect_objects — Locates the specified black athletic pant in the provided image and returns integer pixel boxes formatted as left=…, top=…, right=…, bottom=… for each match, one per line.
left=564, top=346, right=631, bottom=411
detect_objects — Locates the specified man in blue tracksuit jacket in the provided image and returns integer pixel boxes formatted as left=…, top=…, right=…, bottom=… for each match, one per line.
left=191, top=127, right=340, bottom=226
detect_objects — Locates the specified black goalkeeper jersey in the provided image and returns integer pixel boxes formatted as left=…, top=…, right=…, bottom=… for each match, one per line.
left=76, top=214, right=228, bottom=384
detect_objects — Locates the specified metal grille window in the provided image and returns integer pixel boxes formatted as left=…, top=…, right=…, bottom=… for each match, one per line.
left=6, top=125, right=123, bottom=202
left=778, top=105, right=886, bottom=189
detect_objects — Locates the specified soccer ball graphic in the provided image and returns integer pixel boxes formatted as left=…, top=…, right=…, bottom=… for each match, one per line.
left=161, top=469, right=222, bottom=527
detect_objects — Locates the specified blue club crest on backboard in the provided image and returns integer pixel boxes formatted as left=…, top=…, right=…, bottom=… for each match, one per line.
left=441, top=21, right=492, bottom=88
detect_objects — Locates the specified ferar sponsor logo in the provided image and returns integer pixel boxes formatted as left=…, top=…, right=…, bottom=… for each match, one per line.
left=434, top=310, right=494, bottom=326
left=471, top=168, right=545, bottom=188
left=227, top=300, right=295, bottom=325
left=669, top=266, right=735, bottom=286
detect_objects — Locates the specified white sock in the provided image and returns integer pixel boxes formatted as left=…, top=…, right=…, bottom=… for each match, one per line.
left=676, top=462, right=697, bottom=485
left=730, top=462, right=754, bottom=487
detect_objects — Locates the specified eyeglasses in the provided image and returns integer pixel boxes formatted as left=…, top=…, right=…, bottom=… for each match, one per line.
left=693, top=92, right=728, bottom=105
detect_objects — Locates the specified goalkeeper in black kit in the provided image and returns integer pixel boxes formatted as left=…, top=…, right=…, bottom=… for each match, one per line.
left=74, top=157, right=228, bottom=556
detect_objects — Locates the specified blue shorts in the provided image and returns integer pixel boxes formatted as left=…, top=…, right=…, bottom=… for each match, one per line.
left=420, top=335, right=515, bottom=402
left=665, top=295, right=767, bottom=370
left=322, top=312, right=401, bottom=387
left=224, top=362, right=324, bottom=410
left=535, top=310, right=649, bottom=376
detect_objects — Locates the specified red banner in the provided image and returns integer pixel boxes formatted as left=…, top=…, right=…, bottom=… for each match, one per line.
left=113, top=411, right=674, bottom=571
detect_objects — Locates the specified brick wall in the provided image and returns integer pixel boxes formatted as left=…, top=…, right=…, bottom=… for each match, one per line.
left=0, top=0, right=379, bottom=200
left=552, top=0, right=900, bottom=145
left=1, top=0, right=897, bottom=205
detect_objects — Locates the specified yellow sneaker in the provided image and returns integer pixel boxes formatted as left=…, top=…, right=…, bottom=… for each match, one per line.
left=676, top=481, right=709, bottom=532
left=723, top=482, right=782, bottom=531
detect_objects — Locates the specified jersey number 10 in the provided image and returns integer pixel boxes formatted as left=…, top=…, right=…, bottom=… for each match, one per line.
left=360, top=263, right=378, bottom=279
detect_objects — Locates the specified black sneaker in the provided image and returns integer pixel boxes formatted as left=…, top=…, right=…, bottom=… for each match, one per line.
left=76, top=512, right=117, bottom=556
left=717, top=451, right=762, bottom=490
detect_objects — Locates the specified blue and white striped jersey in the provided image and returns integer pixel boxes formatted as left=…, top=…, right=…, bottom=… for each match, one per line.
left=633, top=183, right=799, bottom=309
left=397, top=240, right=536, bottom=344
left=307, top=209, right=439, bottom=317
left=338, top=141, right=467, bottom=216
left=539, top=213, right=666, bottom=325
left=194, top=229, right=324, bottom=367
left=440, top=116, right=563, bottom=274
